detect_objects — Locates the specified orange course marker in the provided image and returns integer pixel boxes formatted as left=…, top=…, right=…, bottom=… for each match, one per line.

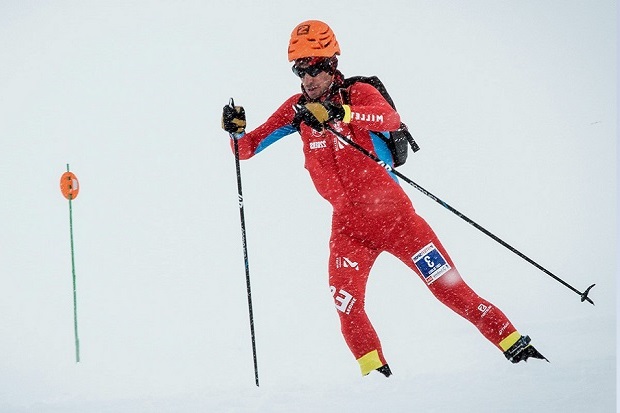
left=61, top=165, right=81, bottom=362
left=60, top=171, right=79, bottom=200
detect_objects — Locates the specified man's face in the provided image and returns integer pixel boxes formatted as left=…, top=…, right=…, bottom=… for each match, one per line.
left=292, top=57, right=335, bottom=100
left=301, top=70, right=334, bottom=100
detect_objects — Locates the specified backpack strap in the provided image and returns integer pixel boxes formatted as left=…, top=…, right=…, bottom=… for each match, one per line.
left=291, top=94, right=307, bottom=132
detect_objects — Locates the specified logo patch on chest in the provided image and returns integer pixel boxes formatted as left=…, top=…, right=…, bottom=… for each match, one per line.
left=309, top=140, right=327, bottom=150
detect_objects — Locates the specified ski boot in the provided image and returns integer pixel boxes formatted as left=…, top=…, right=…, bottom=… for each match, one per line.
left=504, top=335, right=548, bottom=363
left=376, top=364, right=392, bottom=377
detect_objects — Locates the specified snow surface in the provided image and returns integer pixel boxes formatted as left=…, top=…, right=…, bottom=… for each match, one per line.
left=0, top=1, right=617, bottom=412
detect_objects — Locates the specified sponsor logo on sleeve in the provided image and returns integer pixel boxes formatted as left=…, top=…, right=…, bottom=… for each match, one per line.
left=350, top=112, right=384, bottom=123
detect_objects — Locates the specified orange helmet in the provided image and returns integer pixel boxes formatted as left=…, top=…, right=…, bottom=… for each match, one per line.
left=288, top=20, right=341, bottom=62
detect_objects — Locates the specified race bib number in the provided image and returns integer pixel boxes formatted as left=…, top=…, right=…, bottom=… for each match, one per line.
left=412, top=243, right=451, bottom=285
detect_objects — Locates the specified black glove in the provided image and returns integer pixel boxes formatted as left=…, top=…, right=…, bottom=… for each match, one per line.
left=222, top=104, right=246, bottom=134
left=294, top=102, right=348, bottom=131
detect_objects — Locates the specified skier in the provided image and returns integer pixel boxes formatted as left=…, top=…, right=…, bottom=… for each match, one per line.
left=221, top=20, right=547, bottom=377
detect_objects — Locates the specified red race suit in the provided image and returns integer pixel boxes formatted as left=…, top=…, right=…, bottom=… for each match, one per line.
left=231, top=74, right=522, bottom=375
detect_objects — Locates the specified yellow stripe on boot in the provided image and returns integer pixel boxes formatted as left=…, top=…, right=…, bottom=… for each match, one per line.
left=499, top=331, right=522, bottom=352
left=357, top=350, right=384, bottom=376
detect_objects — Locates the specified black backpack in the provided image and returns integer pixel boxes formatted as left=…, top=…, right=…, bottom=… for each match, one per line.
left=340, top=76, right=419, bottom=167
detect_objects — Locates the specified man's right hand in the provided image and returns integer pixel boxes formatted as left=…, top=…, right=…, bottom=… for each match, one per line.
left=222, top=104, right=246, bottom=134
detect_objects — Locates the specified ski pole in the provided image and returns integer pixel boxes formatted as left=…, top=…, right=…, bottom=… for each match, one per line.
left=324, top=124, right=596, bottom=305
left=229, top=98, right=260, bottom=386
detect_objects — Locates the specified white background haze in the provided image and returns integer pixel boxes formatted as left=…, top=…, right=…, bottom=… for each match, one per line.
left=0, top=1, right=616, bottom=412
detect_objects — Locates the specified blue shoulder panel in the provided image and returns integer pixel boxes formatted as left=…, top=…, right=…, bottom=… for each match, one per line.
left=370, top=132, right=399, bottom=183
left=255, top=124, right=298, bottom=154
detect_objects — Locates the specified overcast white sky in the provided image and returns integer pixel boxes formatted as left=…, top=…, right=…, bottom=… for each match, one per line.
left=0, top=1, right=616, bottom=411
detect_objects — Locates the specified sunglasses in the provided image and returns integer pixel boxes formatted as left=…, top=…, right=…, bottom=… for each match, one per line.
left=292, top=59, right=334, bottom=78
